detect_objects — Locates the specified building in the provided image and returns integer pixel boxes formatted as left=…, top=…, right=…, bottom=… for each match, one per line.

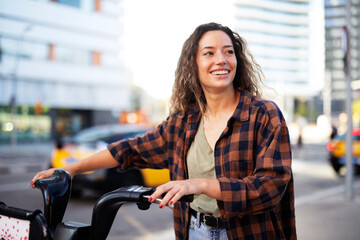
left=232, top=0, right=325, bottom=123
left=0, top=0, right=130, bottom=142
left=324, top=0, right=360, bottom=127
left=0, top=0, right=329, bottom=143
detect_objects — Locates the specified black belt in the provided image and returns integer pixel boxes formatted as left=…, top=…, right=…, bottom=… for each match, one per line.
left=189, top=208, right=224, bottom=228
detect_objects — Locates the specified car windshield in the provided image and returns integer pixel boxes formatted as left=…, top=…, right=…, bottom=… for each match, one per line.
left=72, top=124, right=148, bottom=143
left=335, top=134, right=360, bottom=141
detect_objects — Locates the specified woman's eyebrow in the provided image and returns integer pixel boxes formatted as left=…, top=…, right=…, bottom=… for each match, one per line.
left=200, top=45, right=234, bottom=51
left=200, top=46, right=214, bottom=51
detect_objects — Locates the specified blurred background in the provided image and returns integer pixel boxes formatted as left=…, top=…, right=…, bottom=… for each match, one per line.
left=0, top=0, right=360, bottom=239
left=0, top=0, right=358, bottom=144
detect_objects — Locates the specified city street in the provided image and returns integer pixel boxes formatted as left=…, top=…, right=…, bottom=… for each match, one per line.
left=0, top=142, right=359, bottom=239
left=1, top=1, right=359, bottom=239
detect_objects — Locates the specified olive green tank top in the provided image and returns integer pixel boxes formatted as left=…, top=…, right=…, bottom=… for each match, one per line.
left=186, top=117, right=220, bottom=218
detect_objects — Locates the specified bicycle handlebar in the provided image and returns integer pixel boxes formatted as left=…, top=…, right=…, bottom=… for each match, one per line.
left=32, top=170, right=194, bottom=240
left=34, top=170, right=72, bottom=237
left=89, top=185, right=193, bottom=240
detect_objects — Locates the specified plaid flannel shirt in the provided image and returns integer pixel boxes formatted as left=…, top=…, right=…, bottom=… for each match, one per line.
left=108, top=90, right=296, bottom=240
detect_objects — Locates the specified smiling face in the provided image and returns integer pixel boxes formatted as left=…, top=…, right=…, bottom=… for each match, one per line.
left=196, top=30, right=237, bottom=95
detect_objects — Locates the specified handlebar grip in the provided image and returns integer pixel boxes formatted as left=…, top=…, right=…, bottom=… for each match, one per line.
left=34, top=169, right=68, bottom=187
left=33, top=170, right=72, bottom=237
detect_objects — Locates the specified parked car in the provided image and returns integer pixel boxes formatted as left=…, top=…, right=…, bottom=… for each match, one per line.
left=50, top=124, right=170, bottom=196
left=326, top=128, right=360, bottom=175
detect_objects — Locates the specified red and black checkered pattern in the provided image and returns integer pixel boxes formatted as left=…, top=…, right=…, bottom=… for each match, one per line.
left=108, top=90, right=296, bottom=240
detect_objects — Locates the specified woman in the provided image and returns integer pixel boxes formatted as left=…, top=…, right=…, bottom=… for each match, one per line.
left=31, top=23, right=296, bottom=240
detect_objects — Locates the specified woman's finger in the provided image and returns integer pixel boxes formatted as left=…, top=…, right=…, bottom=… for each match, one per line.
left=166, top=190, right=185, bottom=206
left=159, top=187, right=181, bottom=208
left=149, top=182, right=173, bottom=203
left=30, top=168, right=56, bottom=188
left=149, top=179, right=202, bottom=208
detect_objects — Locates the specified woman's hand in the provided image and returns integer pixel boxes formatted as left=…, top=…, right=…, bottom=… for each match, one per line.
left=30, top=167, right=73, bottom=189
left=148, top=179, right=203, bottom=208
left=148, top=178, right=221, bottom=208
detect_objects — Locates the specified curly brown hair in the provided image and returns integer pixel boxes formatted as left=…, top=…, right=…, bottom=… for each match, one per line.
left=169, top=22, right=264, bottom=116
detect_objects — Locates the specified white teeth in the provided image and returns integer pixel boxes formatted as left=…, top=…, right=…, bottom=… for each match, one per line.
left=212, top=70, right=229, bottom=75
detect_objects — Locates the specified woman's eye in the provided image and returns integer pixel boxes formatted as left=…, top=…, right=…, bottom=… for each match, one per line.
left=226, top=49, right=234, bottom=54
left=204, top=51, right=213, bottom=56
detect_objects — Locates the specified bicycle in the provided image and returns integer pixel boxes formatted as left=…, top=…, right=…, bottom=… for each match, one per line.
left=0, top=170, right=192, bottom=240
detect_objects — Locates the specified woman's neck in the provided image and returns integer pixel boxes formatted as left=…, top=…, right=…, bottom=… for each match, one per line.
left=204, top=88, right=239, bottom=120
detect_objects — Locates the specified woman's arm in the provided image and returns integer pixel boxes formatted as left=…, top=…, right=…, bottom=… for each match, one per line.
left=30, top=149, right=118, bottom=188
left=31, top=119, right=171, bottom=188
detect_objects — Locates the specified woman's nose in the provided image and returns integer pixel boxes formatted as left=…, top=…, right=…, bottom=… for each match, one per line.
left=215, top=53, right=226, bottom=64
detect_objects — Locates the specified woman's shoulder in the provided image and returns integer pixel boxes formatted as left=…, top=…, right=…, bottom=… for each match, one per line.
left=240, top=90, right=279, bottom=111
left=243, top=91, right=285, bottom=127
left=251, top=95, right=280, bottom=112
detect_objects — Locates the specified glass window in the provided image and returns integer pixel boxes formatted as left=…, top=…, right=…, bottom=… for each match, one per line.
left=80, top=0, right=94, bottom=11
left=325, top=7, right=346, bottom=17
left=102, top=53, right=123, bottom=68
left=325, top=0, right=346, bottom=7
left=32, top=0, right=49, bottom=3
left=325, top=38, right=342, bottom=49
left=352, top=5, right=360, bottom=14
left=22, top=41, right=48, bottom=60
left=0, top=37, right=48, bottom=60
left=0, top=105, right=51, bottom=143
left=57, top=0, right=81, bottom=8
left=0, top=37, right=18, bottom=57
left=325, top=49, right=344, bottom=60
left=57, top=0, right=96, bottom=12
left=55, top=46, right=91, bottom=65
left=325, top=18, right=346, bottom=27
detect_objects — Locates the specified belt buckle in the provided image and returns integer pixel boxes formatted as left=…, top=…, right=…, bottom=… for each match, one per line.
left=203, top=214, right=215, bottom=228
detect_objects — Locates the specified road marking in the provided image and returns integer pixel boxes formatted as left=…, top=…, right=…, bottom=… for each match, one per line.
left=295, top=180, right=360, bottom=206
left=118, top=209, right=154, bottom=238
left=134, top=228, right=174, bottom=240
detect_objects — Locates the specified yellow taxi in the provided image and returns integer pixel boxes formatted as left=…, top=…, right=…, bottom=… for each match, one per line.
left=51, top=124, right=169, bottom=196
left=326, top=128, right=360, bottom=175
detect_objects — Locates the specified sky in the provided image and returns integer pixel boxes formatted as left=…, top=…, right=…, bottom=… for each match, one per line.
left=123, top=0, right=235, bottom=100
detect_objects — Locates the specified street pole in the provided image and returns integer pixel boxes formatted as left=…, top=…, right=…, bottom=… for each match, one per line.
left=10, top=24, right=33, bottom=150
left=343, top=0, right=354, bottom=200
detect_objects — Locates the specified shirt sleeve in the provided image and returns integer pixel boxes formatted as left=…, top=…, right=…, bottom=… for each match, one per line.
left=217, top=104, right=292, bottom=219
left=107, top=120, right=170, bottom=171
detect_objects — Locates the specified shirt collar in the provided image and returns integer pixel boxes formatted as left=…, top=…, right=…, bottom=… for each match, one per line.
left=188, top=102, right=201, bottom=116
left=231, top=89, right=251, bottom=122
left=187, top=89, right=252, bottom=122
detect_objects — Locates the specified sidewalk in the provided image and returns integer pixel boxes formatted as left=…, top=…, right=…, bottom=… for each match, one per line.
left=295, top=181, right=360, bottom=240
